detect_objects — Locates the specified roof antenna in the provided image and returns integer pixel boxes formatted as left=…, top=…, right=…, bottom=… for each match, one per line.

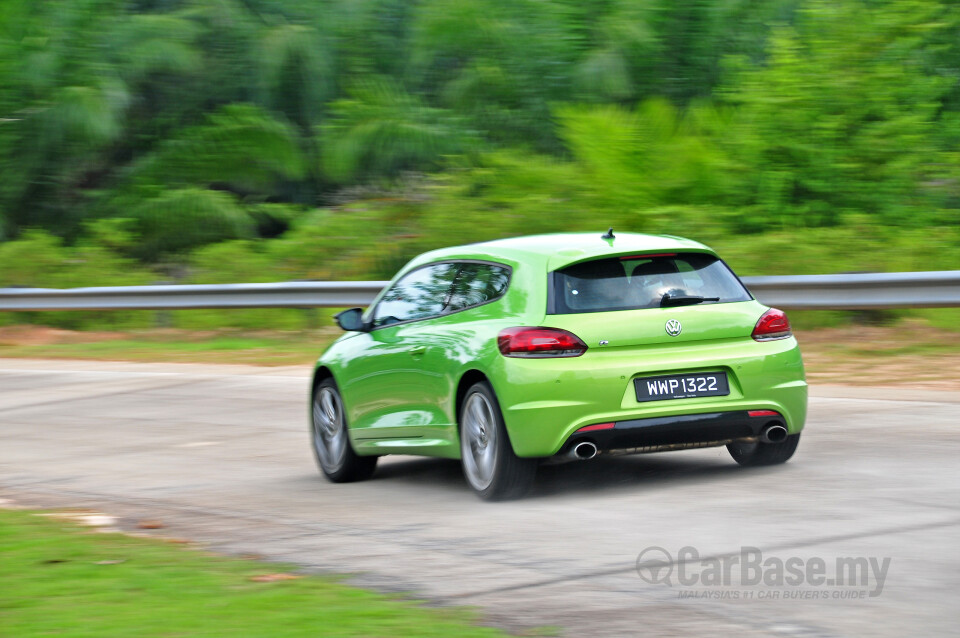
left=601, top=227, right=615, bottom=240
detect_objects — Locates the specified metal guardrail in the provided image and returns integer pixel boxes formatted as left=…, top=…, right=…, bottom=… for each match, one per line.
left=0, top=272, right=958, bottom=311
left=742, top=271, right=960, bottom=310
left=0, top=281, right=389, bottom=311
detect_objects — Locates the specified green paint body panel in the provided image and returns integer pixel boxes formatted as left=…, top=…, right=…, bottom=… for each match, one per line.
left=312, top=232, right=807, bottom=459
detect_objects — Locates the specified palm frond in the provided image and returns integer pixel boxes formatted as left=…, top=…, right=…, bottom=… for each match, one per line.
left=109, top=14, right=203, bottom=79
left=44, top=79, right=130, bottom=146
left=257, top=24, right=332, bottom=126
left=574, top=48, right=633, bottom=101
left=131, top=103, right=306, bottom=192
left=320, top=80, right=473, bottom=183
left=130, top=187, right=255, bottom=257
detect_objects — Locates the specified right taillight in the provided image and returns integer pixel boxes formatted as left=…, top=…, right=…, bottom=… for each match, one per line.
left=752, top=308, right=792, bottom=341
left=497, top=327, right=588, bottom=358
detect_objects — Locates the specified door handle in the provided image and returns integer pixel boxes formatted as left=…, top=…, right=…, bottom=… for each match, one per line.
left=409, top=345, right=427, bottom=356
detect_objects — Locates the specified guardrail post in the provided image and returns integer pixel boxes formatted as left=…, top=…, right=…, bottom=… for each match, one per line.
left=152, top=282, right=173, bottom=328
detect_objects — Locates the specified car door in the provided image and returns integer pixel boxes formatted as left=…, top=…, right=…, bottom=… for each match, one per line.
left=338, top=262, right=460, bottom=444
left=387, top=261, right=514, bottom=441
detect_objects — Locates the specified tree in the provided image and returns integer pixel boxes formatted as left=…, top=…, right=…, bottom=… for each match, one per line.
left=320, top=81, right=473, bottom=183
left=720, top=0, right=959, bottom=229
left=127, top=103, right=307, bottom=195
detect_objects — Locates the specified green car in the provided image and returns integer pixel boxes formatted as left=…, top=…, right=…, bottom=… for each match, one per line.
left=311, top=231, right=807, bottom=500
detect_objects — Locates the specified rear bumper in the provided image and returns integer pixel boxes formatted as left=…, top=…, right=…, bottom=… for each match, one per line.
left=558, top=410, right=786, bottom=455
left=490, top=336, right=807, bottom=457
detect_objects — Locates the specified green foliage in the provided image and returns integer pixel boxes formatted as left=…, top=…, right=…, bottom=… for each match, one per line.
left=557, top=100, right=734, bottom=215
left=257, top=24, right=332, bottom=128
left=46, top=82, right=130, bottom=147
left=129, top=104, right=307, bottom=194
left=108, top=13, right=203, bottom=80
left=130, top=188, right=254, bottom=258
left=267, top=206, right=413, bottom=280
left=3, top=0, right=959, bottom=237
left=718, top=0, right=960, bottom=229
left=176, top=240, right=310, bottom=330
left=570, top=1, right=659, bottom=102
left=320, top=81, right=474, bottom=183
left=2, top=0, right=960, bottom=334
left=0, top=229, right=150, bottom=290
left=407, top=0, right=581, bottom=150
left=0, top=229, right=154, bottom=329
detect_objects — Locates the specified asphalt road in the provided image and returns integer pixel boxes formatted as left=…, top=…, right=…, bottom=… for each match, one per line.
left=2, top=359, right=959, bottom=637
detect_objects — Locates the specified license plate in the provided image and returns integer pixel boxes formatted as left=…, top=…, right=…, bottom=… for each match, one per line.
left=634, top=372, right=730, bottom=403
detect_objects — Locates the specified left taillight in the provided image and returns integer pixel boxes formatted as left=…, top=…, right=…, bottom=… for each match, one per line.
left=497, top=327, right=588, bottom=358
left=752, top=308, right=792, bottom=341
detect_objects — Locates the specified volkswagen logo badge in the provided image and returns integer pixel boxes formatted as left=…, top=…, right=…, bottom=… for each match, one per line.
left=665, top=319, right=682, bottom=337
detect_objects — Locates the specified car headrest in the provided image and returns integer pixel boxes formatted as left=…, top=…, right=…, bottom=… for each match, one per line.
left=564, top=259, right=626, bottom=280
left=631, top=260, right=679, bottom=278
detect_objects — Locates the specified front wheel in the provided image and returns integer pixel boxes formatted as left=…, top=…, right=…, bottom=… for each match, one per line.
left=727, top=433, right=801, bottom=467
left=311, top=379, right=377, bottom=483
left=459, top=381, right=536, bottom=501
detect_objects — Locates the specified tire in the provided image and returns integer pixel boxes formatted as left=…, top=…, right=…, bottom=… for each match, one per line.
left=727, top=433, right=801, bottom=467
left=459, top=381, right=536, bottom=501
left=311, top=378, right=377, bottom=483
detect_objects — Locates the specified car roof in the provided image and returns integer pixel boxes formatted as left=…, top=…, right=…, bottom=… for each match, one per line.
left=407, top=232, right=714, bottom=272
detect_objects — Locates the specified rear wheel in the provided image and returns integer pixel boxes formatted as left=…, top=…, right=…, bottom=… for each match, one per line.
left=311, top=379, right=377, bottom=482
left=727, top=433, right=801, bottom=467
left=459, top=381, right=536, bottom=501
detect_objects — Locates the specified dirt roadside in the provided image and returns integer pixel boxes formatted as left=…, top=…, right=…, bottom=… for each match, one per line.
left=1, top=323, right=959, bottom=389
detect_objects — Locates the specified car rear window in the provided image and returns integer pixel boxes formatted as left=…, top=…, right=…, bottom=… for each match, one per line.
left=550, top=253, right=751, bottom=314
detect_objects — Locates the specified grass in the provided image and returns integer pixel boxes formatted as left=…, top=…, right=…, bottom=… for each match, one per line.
left=0, top=508, right=512, bottom=638
left=0, top=327, right=337, bottom=366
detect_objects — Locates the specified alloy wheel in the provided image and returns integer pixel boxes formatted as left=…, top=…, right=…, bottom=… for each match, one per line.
left=461, top=392, right=498, bottom=490
left=313, top=387, right=347, bottom=473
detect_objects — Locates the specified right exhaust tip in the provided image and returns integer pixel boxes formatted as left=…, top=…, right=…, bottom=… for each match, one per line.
left=573, top=441, right=598, bottom=460
left=760, top=423, right=788, bottom=444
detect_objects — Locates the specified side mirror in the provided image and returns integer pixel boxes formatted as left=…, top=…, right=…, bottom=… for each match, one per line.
left=335, top=307, right=368, bottom=332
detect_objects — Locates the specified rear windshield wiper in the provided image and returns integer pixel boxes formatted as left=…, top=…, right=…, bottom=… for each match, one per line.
left=660, top=293, right=720, bottom=307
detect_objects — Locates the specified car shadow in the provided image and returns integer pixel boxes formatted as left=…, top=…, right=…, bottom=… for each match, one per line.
left=370, top=452, right=764, bottom=500
left=372, top=456, right=464, bottom=483
left=531, top=454, right=744, bottom=499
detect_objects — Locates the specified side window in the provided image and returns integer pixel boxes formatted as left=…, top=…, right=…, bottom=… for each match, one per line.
left=445, top=264, right=511, bottom=312
left=372, top=263, right=459, bottom=327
